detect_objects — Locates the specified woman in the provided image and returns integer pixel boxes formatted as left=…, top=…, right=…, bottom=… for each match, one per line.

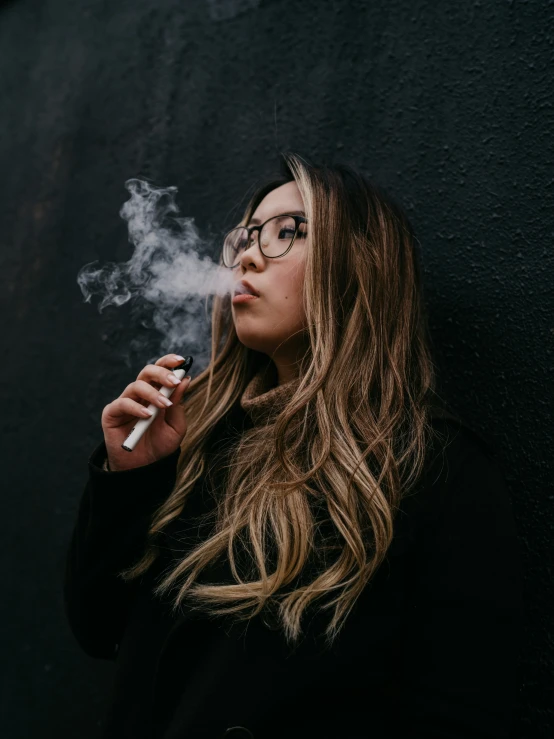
left=64, top=152, right=524, bottom=739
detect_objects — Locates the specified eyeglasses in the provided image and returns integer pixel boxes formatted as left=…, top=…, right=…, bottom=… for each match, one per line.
left=221, top=213, right=308, bottom=269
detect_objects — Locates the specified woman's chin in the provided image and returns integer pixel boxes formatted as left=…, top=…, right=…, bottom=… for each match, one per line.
left=235, top=330, right=271, bottom=355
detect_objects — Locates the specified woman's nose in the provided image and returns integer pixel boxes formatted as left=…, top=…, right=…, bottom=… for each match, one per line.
left=244, top=231, right=260, bottom=253
left=239, top=236, right=260, bottom=266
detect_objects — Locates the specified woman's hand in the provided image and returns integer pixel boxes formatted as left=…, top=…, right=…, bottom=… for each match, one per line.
left=101, top=354, right=192, bottom=471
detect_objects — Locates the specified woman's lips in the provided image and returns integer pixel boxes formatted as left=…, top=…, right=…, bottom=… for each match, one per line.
left=232, top=294, right=259, bottom=304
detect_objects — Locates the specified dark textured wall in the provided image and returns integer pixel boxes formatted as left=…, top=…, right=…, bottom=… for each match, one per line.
left=0, top=1, right=552, bottom=737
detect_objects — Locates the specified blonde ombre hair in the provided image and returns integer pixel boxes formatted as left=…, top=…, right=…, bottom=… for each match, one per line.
left=120, top=152, right=447, bottom=645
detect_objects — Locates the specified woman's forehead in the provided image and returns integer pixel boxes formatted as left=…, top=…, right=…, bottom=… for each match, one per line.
left=251, top=183, right=305, bottom=224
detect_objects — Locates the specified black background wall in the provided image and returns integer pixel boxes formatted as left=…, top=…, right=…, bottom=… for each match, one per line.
left=1, top=1, right=552, bottom=737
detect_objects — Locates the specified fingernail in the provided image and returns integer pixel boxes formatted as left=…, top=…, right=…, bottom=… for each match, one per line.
left=174, top=355, right=185, bottom=361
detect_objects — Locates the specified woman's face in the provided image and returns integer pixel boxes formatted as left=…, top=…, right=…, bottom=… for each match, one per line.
left=231, top=181, right=309, bottom=370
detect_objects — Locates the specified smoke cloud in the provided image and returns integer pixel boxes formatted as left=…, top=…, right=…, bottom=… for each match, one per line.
left=77, top=178, right=236, bottom=372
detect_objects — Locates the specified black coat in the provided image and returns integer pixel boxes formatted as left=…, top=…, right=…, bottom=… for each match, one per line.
left=63, top=406, right=524, bottom=739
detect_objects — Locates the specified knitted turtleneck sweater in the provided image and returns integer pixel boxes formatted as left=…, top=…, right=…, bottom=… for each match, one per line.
left=239, top=360, right=301, bottom=426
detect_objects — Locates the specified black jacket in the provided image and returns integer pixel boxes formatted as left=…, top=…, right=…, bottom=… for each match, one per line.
left=63, top=406, right=524, bottom=739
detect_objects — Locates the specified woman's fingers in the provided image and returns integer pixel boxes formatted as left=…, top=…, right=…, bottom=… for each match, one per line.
left=154, top=354, right=186, bottom=368
left=168, top=375, right=192, bottom=404
left=162, top=376, right=192, bottom=433
left=103, top=354, right=190, bottom=426
left=120, top=379, right=175, bottom=409
left=106, top=396, right=157, bottom=420
left=136, top=362, right=184, bottom=391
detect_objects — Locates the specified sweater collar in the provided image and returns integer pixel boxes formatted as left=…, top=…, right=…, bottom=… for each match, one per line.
left=240, top=361, right=301, bottom=426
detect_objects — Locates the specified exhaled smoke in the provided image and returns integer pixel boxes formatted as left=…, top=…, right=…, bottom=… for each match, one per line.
left=77, top=178, right=235, bottom=369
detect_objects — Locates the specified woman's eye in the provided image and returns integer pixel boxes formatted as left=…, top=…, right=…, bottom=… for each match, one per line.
left=279, top=228, right=297, bottom=239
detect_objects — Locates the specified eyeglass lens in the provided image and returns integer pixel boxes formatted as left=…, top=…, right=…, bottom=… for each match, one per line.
left=223, top=215, right=306, bottom=267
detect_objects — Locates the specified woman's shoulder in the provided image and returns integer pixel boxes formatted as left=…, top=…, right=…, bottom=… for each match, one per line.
left=426, top=403, right=500, bottom=473
left=392, top=407, right=508, bottom=549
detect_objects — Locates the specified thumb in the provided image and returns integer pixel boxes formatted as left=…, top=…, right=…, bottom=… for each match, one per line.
left=163, top=376, right=192, bottom=436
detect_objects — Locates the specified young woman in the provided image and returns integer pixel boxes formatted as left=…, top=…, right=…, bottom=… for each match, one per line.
left=64, top=153, right=524, bottom=739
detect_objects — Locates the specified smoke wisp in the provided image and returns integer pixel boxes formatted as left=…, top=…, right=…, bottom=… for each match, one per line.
left=77, top=178, right=235, bottom=370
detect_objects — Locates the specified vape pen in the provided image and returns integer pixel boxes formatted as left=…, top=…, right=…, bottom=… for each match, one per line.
left=121, top=356, right=194, bottom=452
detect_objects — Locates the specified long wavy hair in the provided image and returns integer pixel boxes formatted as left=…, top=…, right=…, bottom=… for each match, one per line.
left=120, top=151, right=449, bottom=645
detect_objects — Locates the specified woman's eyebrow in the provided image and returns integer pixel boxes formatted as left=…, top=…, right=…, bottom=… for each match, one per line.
left=248, top=209, right=306, bottom=225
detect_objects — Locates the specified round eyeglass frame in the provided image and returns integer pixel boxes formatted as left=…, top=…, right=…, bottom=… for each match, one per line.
left=222, top=214, right=308, bottom=268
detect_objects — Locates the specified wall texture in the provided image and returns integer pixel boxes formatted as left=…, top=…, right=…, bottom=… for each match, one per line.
left=0, top=0, right=552, bottom=737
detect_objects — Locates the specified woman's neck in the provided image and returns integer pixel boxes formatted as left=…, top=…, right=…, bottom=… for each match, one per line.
left=271, top=341, right=308, bottom=386
left=273, top=360, right=300, bottom=386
